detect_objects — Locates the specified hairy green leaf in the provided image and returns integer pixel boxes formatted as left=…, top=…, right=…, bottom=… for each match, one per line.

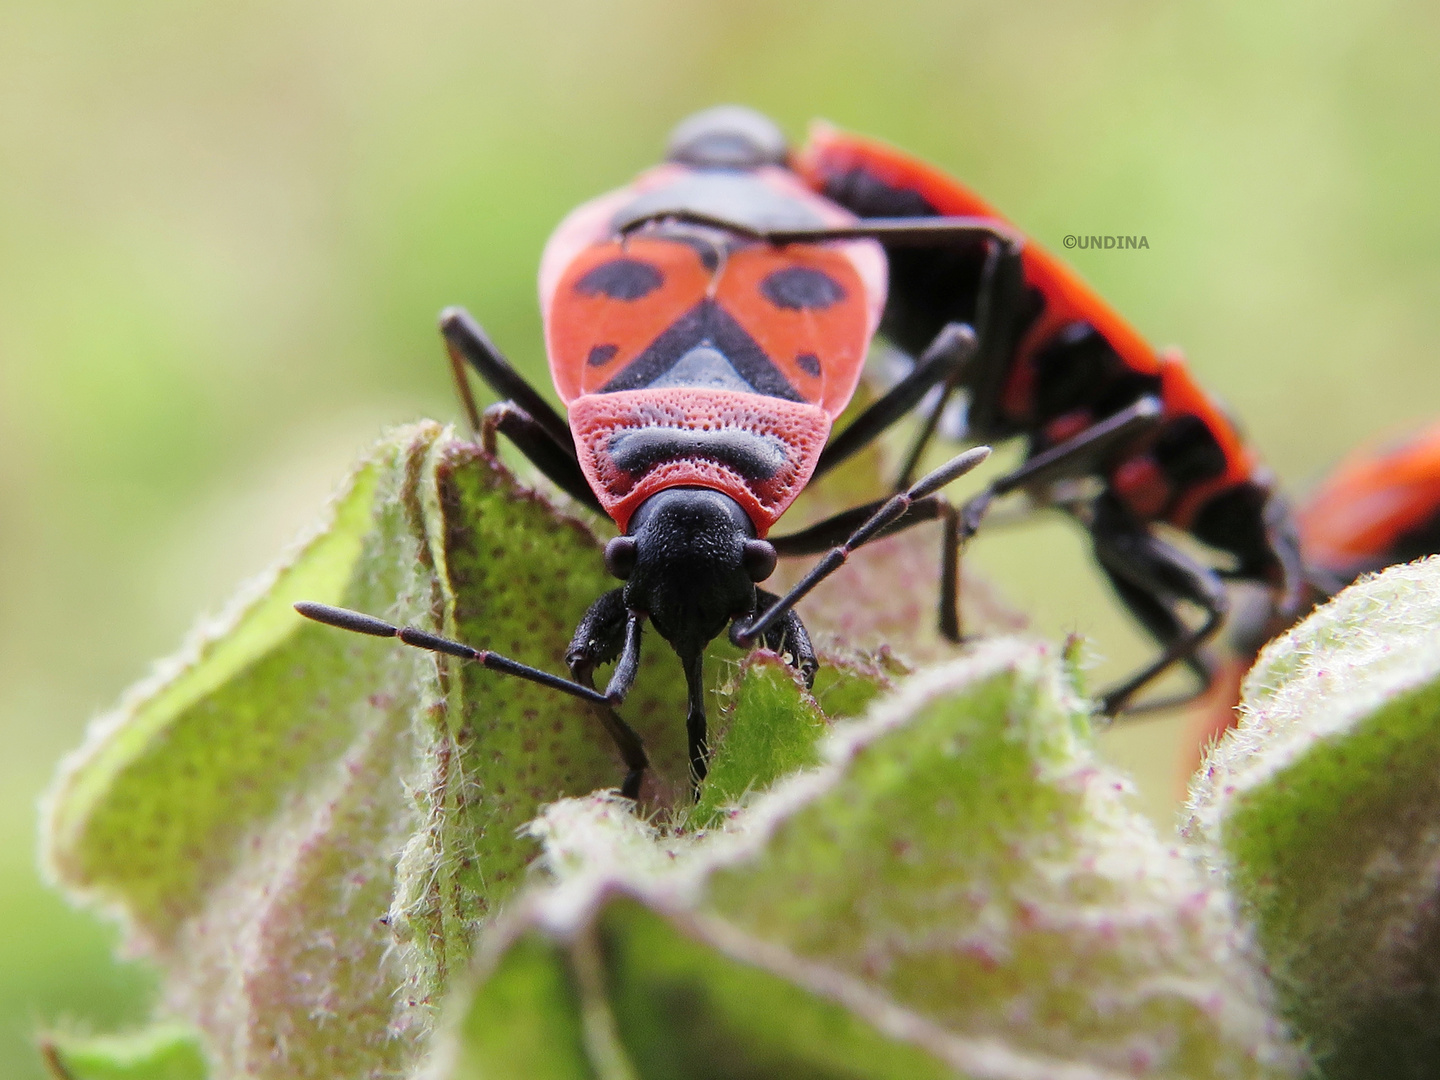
left=435, top=641, right=1299, bottom=1079
left=1187, top=558, right=1440, bottom=1078
left=42, top=424, right=886, bottom=1078
left=690, top=654, right=836, bottom=830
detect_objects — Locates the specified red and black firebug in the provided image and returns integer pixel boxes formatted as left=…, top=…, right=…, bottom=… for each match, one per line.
left=298, top=106, right=1305, bottom=795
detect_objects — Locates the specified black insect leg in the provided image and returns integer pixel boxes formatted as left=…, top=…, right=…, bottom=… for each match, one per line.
left=786, top=366, right=1153, bottom=568
left=440, top=307, right=603, bottom=513
left=747, top=588, right=819, bottom=685
left=445, top=332, right=485, bottom=433
left=771, top=491, right=962, bottom=555
left=565, top=589, right=651, bottom=798
left=865, top=396, right=1162, bottom=642
left=770, top=398, right=1163, bottom=647
left=954, top=394, right=1166, bottom=536
left=480, top=402, right=604, bottom=513
left=1088, top=496, right=1230, bottom=715
left=770, top=494, right=964, bottom=641
left=733, top=446, right=992, bottom=647
left=1019, top=396, right=1164, bottom=485
left=937, top=500, right=964, bottom=641
left=895, top=237, right=1027, bottom=488
left=794, top=376, right=1155, bottom=561
left=292, top=598, right=655, bottom=798
left=441, top=306, right=574, bottom=449
left=1100, top=573, right=1219, bottom=715
left=811, top=322, right=978, bottom=480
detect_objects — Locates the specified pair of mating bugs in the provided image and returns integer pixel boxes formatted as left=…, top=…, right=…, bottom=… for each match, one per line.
left=298, top=106, right=1308, bottom=799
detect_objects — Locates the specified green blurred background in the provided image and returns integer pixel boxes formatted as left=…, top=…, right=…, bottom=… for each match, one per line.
left=2, top=1, right=1438, bottom=1074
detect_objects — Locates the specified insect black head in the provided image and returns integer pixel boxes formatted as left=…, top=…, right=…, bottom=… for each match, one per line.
left=666, top=105, right=788, bottom=171
left=620, top=488, right=772, bottom=659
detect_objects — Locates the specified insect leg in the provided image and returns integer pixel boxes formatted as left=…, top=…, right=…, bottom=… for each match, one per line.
left=440, top=307, right=604, bottom=512
left=938, top=499, right=963, bottom=642
left=811, top=322, right=977, bottom=480
left=933, top=394, right=1167, bottom=563
left=440, top=306, right=575, bottom=452
left=746, top=589, right=818, bottom=686
left=771, top=496, right=966, bottom=643
left=617, top=210, right=1022, bottom=248
left=445, top=330, right=485, bottom=432
left=621, top=211, right=1022, bottom=249
left=733, top=446, right=991, bottom=647
left=1088, top=498, right=1230, bottom=715
left=769, top=496, right=941, bottom=555
left=566, top=590, right=650, bottom=798
left=986, top=395, right=1165, bottom=499
left=775, top=399, right=1162, bottom=645
left=1265, top=490, right=1309, bottom=618
left=895, top=236, right=1027, bottom=488
left=481, top=402, right=605, bottom=513
left=766, top=216, right=1024, bottom=248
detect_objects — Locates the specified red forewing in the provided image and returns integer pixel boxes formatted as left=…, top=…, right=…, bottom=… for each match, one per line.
left=549, top=234, right=872, bottom=421
left=716, top=244, right=871, bottom=418
left=546, top=237, right=711, bottom=402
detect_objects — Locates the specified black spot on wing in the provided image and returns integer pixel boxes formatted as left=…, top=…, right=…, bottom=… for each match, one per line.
left=795, top=353, right=822, bottom=377
left=760, top=266, right=846, bottom=310
left=587, top=344, right=619, bottom=367
left=574, top=258, right=664, bottom=301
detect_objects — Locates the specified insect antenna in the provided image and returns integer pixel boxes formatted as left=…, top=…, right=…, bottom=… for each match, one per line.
left=294, top=602, right=616, bottom=707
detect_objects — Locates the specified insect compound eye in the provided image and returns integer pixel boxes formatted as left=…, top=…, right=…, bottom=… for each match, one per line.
left=604, top=535, right=638, bottom=580
left=574, top=258, right=664, bottom=301
left=742, top=539, right=778, bottom=583
left=759, top=266, right=845, bottom=311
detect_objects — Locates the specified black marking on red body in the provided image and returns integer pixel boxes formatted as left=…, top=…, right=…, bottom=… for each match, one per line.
left=1151, top=415, right=1228, bottom=489
left=820, top=167, right=936, bottom=219
left=1030, top=324, right=1162, bottom=437
left=607, top=427, right=788, bottom=480
left=598, top=298, right=803, bottom=401
left=575, top=258, right=665, bottom=300
left=1030, top=328, right=1227, bottom=492
left=759, top=266, right=846, bottom=310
